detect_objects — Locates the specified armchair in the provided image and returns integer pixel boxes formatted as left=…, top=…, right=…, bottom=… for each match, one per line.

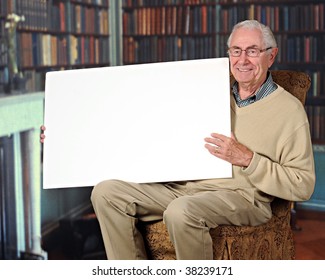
left=140, top=70, right=311, bottom=260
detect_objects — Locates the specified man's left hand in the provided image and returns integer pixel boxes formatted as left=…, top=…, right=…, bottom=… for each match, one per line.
left=204, top=133, right=253, bottom=167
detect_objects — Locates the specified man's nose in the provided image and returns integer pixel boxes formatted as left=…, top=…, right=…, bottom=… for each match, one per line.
left=238, top=50, right=250, bottom=60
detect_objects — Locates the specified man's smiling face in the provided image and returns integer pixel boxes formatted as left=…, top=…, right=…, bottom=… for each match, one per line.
left=229, top=28, right=277, bottom=89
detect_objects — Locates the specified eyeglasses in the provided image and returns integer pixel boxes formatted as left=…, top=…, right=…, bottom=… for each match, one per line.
left=228, top=47, right=273, bottom=57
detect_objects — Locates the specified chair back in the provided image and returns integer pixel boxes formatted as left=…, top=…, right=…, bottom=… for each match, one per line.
left=230, top=70, right=311, bottom=106
left=270, top=70, right=311, bottom=105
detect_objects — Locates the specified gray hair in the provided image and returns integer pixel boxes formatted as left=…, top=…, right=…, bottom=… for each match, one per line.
left=227, top=20, right=277, bottom=50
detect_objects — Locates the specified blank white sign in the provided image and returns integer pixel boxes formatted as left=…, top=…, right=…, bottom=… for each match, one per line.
left=43, top=58, right=231, bottom=189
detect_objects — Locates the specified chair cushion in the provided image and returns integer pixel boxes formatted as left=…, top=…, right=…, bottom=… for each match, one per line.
left=141, top=198, right=295, bottom=260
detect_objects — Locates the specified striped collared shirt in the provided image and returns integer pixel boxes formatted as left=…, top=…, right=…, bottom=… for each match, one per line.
left=232, top=72, right=278, bottom=107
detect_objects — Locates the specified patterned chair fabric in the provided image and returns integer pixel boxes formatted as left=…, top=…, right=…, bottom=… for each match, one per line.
left=141, top=70, right=311, bottom=260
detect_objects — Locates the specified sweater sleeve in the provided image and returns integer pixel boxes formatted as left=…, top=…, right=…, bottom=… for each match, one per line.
left=242, top=123, right=315, bottom=202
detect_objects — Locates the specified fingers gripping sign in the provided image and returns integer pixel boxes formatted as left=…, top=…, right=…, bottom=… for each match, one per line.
left=40, top=125, right=46, bottom=143
left=204, top=132, right=253, bottom=168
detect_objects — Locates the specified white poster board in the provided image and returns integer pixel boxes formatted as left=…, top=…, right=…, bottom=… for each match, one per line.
left=43, top=58, right=231, bottom=189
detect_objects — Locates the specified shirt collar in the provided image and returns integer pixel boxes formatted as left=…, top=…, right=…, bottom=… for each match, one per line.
left=232, top=71, right=277, bottom=107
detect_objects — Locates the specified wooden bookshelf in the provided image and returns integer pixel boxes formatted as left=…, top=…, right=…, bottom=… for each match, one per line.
left=0, top=0, right=110, bottom=92
left=122, top=1, right=219, bottom=64
left=121, top=0, right=325, bottom=144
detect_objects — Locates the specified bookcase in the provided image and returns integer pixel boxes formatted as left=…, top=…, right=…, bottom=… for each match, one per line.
left=0, top=0, right=110, bottom=93
left=121, top=0, right=325, bottom=145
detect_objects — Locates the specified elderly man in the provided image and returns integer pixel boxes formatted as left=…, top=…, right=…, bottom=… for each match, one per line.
left=90, top=20, right=315, bottom=260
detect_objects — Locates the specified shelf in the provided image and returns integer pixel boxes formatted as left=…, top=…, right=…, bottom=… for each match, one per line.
left=21, top=62, right=110, bottom=71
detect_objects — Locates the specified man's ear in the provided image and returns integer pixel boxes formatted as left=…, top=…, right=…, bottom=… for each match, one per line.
left=268, top=47, right=278, bottom=67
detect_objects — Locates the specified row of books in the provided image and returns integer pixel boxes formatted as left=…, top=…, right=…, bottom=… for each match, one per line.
left=123, top=4, right=324, bottom=36
left=306, top=106, right=325, bottom=142
left=18, top=33, right=69, bottom=67
left=122, top=0, right=219, bottom=7
left=71, top=5, right=109, bottom=35
left=307, top=71, right=325, bottom=98
left=24, top=70, right=46, bottom=92
left=122, top=33, right=325, bottom=65
left=17, top=33, right=109, bottom=68
left=219, top=4, right=325, bottom=33
left=123, top=36, right=215, bottom=64
left=0, top=67, right=9, bottom=90
left=122, top=0, right=325, bottom=8
left=70, top=35, right=109, bottom=65
left=0, top=39, right=8, bottom=65
left=276, top=35, right=325, bottom=64
left=14, top=0, right=109, bottom=34
left=1, top=5, right=8, bottom=86
left=123, top=6, right=217, bottom=36
left=218, top=0, right=303, bottom=4
left=16, top=0, right=50, bottom=31
left=0, top=0, right=14, bottom=14
left=51, top=1, right=109, bottom=34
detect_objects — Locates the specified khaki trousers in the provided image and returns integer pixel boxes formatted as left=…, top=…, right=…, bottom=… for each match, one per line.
left=91, top=179, right=271, bottom=260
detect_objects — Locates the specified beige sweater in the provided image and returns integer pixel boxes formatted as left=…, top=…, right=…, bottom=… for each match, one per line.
left=200, top=85, right=315, bottom=203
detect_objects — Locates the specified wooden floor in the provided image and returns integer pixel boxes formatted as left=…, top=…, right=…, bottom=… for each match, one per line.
left=293, top=211, right=325, bottom=260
